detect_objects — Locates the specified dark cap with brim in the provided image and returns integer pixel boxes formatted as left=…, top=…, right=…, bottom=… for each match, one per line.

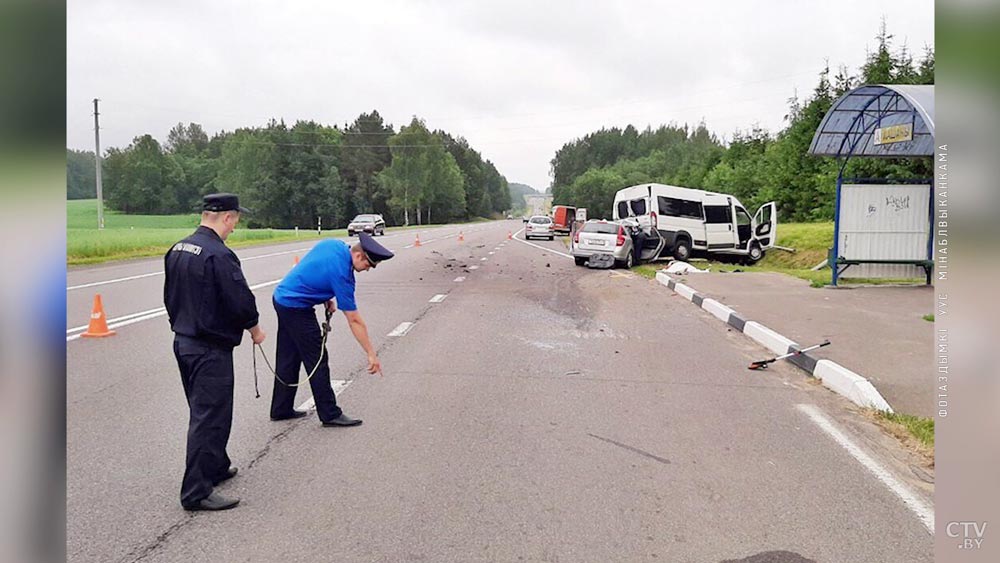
left=203, top=193, right=250, bottom=213
left=357, top=232, right=394, bottom=267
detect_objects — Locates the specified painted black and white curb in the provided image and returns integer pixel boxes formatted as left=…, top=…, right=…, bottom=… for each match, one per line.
left=655, top=271, right=894, bottom=413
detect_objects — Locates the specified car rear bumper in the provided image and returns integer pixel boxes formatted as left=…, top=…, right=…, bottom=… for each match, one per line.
left=572, top=246, right=629, bottom=260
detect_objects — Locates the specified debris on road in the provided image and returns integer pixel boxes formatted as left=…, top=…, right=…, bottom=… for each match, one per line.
left=749, top=340, right=831, bottom=370
left=664, top=261, right=709, bottom=274
left=585, top=254, right=615, bottom=269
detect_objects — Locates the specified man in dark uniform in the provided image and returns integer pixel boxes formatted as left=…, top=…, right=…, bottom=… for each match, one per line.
left=269, top=232, right=393, bottom=427
left=629, top=222, right=648, bottom=265
left=164, top=193, right=265, bottom=511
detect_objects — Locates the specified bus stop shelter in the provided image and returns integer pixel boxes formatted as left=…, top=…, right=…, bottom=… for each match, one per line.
left=808, top=84, right=935, bottom=285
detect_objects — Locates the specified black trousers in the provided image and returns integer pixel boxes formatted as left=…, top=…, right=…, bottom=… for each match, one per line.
left=631, top=231, right=647, bottom=262
left=270, top=297, right=343, bottom=422
left=173, top=335, right=234, bottom=507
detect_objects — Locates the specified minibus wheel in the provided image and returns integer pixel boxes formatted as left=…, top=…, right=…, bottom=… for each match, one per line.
left=672, top=239, right=691, bottom=261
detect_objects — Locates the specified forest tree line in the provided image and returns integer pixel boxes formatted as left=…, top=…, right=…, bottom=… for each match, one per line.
left=67, top=112, right=513, bottom=228
left=549, top=23, right=934, bottom=221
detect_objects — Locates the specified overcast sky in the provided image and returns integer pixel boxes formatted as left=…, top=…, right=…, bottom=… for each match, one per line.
left=67, top=0, right=934, bottom=191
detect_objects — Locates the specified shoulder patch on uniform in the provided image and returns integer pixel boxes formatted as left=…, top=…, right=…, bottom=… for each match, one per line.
left=172, top=242, right=203, bottom=255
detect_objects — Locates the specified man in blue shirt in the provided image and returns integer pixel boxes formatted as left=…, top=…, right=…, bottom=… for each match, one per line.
left=269, top=232, right=394, bottom=426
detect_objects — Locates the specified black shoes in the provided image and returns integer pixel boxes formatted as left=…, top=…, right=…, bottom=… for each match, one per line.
left=270, top=409, right=309, bottom=421
left=275, top=408, right=360, bottom=426
left=183, top=492, right=240, bottom=511
left=322, top=414, right=362, bottom=427
left=212, top=467, right=238, bottom=485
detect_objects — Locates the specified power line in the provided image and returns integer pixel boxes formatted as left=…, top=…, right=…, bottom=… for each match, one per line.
left=85, top=67, right=823, bottom=132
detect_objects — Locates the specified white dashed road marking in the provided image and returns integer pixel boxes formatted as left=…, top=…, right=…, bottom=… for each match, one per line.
left=387, top=322, right=415, bottom=337
left=296, top=380, right=352, bottom=412
left=468, top=265, right=479, bottom=270
left=429, top=294, right=447, bottom=303
left=454, top=276, right=466, bottom=282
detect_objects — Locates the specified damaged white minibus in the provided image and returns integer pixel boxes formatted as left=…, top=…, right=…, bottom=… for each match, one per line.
left=611, top=183, right=777, bottom=264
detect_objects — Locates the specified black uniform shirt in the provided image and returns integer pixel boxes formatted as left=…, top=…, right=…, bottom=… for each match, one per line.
left=164, top=226, right=259, bottom=349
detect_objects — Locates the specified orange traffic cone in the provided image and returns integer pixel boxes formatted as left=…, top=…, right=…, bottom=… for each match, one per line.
left=507, top=231, right=512, bottom=240
left=414, top=234, right=422, bottom=247
left=458, top=231, right=465, bottom=242
left=81, top=294, right=116, bottom=338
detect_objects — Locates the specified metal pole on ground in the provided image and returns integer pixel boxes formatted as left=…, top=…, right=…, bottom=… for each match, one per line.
left=93, top=98, right=105, bottom=230
left=831, top=171, right=843, bottom=286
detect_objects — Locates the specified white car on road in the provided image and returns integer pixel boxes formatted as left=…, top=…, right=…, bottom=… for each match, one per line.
left=572, top=220, right=635, bottom=268
left=524, top=215, right=554, bottom=241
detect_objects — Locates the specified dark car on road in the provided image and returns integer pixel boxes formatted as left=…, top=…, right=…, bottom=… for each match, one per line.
left=347, top=214, right=386, bottom=236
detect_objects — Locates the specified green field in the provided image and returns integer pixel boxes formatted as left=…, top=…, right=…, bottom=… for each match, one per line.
left=68, top=199, right=201, bottom=229
left=67, top=199, right=459, bottom=265
left=68, top=199, right=345, bottom=264
left=634, top=222, right=925, bottom=287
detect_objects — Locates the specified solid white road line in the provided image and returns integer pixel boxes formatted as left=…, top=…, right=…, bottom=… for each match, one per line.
left=240, top=247, right=313, bottom=263
left=513, top=228, right=573, bottom=259
left=67, top=305, right=166, bottom=334
left=454, top=276, right=466, bottom=282
left=67, top=271, right=164, bottom=291
left=67, top=223, right=506, bottom=339
left=66, top=309, right=168, bottom=342
left=67, top=247, right=310, bottom=292
left=429, top=294, right=447, bottom=303
left=387, top=322, right=415, bottom=337
left=796, top=404, right=934, bottom=534
left=66, top=223, right=484, bottom=291
left=67, top=277, right=284, bottom=343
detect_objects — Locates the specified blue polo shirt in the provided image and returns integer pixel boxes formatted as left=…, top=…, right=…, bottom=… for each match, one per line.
left=272, top=240, right=357, bottom=311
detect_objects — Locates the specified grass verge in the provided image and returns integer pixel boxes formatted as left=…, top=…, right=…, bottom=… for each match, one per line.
left=633, top=265, right=659, bottom=279
left=67, top=228, right=350, bottom=265
left=626, top=222, right=924, bottom=287
left=869, top=410, right=935, bottom=464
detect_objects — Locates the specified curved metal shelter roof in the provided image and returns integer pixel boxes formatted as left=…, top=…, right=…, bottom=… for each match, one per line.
left=808, top=84, right=934, bottom=158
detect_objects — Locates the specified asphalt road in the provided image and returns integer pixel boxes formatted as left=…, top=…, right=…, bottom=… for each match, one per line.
left=67, top=220, right=933, bottom=563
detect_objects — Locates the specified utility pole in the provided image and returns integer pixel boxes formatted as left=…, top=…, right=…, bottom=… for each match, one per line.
left=93, top=98, right=105, bottom=230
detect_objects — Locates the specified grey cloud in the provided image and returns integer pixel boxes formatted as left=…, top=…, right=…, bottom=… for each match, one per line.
left=68, top=0, right=933, bottom=190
